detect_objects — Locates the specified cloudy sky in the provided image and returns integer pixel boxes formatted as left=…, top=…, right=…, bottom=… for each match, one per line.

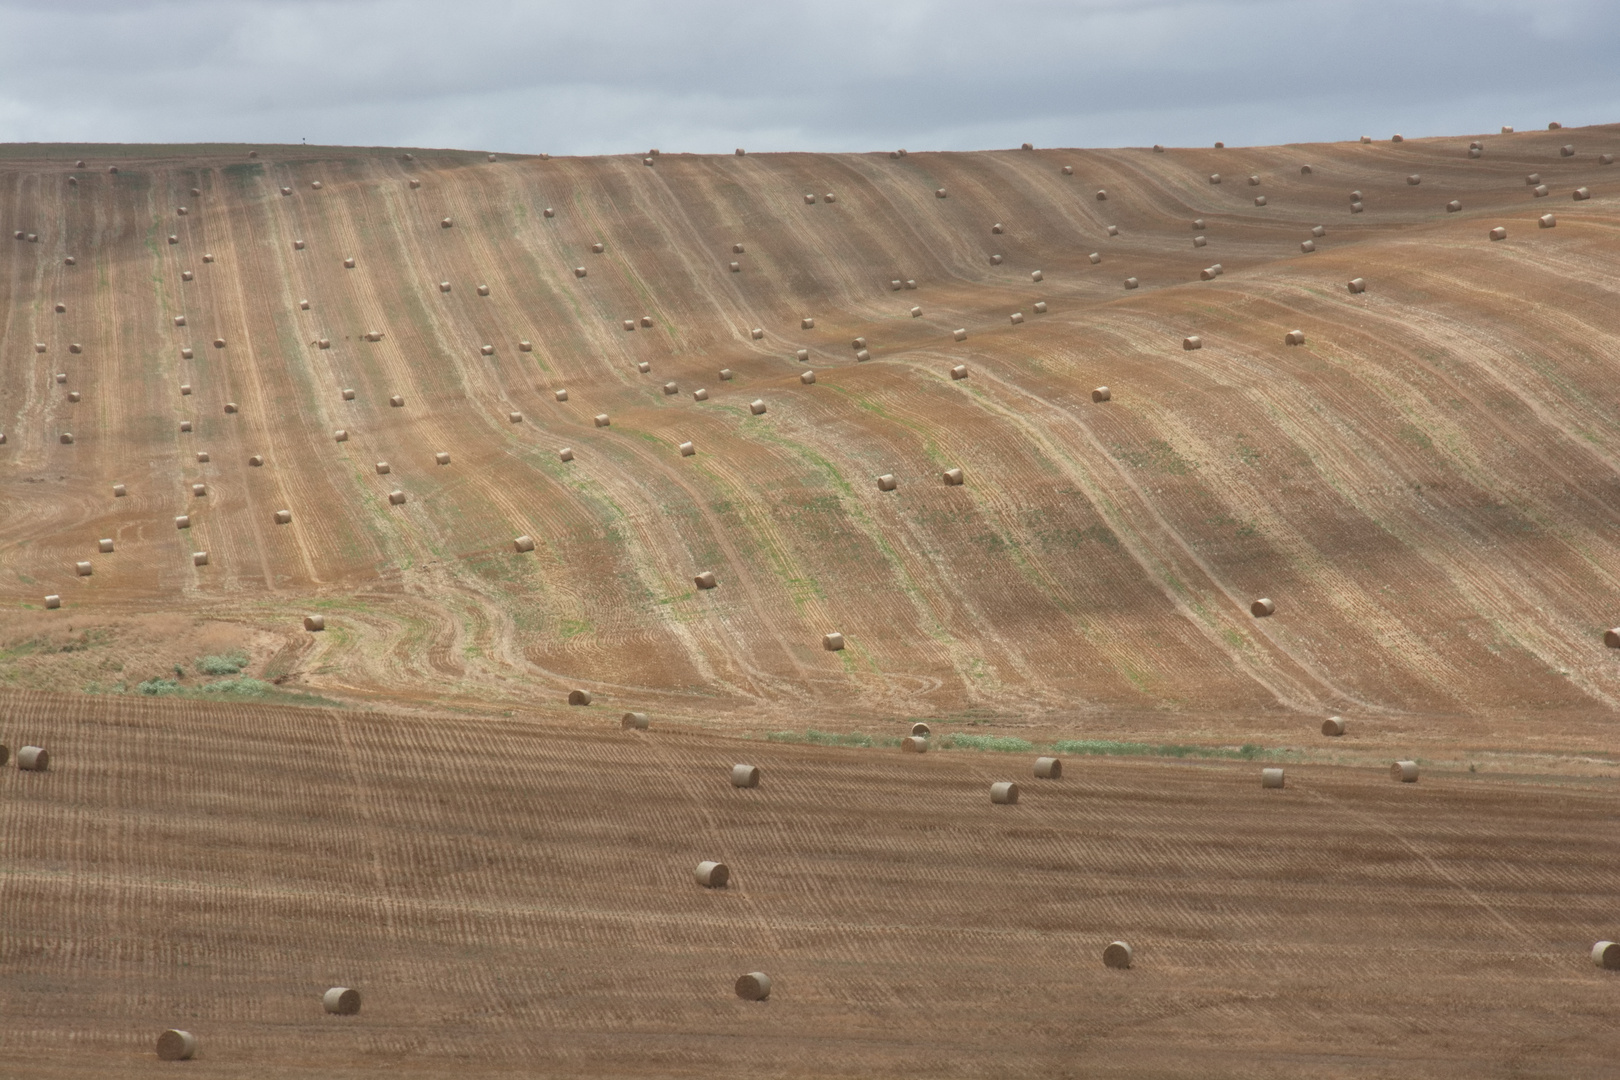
left=0, top=1, right=1614, bottom=154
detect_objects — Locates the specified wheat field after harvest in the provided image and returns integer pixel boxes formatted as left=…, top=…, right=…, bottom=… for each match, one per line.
left=1, top=2, right=1619, bottom=1076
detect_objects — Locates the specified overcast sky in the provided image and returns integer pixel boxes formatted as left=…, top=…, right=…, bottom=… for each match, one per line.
left=0, top=1, right=1614, bottom=154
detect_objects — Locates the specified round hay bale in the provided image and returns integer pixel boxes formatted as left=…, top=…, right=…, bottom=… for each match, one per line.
left=693, top=388, right=709, bottom=401
left=294, top=239, right=305, bottom=250
left=801, top=370, right=816, bottom=384
left=341, top=388, right=355, bottom=400
left=1490, top=226, right=1507, bottom=240
left=375, top=461, right=391, bottom=475
left=319, top=339, right=332, bottom=350
left=514, top=535, right=535, bottom=553
left=558, top=447, right=574, bottom=461
left=749, top=400, right=767, bottom=415
left=167, top=235, right=179, bottom=245
left=574, top=267, right=587, bottom=279
left=801, top=317, right=815, bottom=330
left=1539, top=213, right=1557, bottom=228
left=248, top=457, right=263, bottom=467
left=76, top=561, right=92, bottom=577
left=1092, top=386, right=1111, bottom=402
left=1603, top=627, right=1620, bottom=648
left=1183, top=335, right=1203, bottom=350
left=1391, top=760, right=1419, bottom=783
left=334, top=429, right=348, bottom=441
left=180, top=421, right=192, bottom=432
left=910, top=307, right=923, bottom=317
left=0, top=744, right=6, bottom=766
left=824, top=193, right=836, bottom=203
left=905, top=279, right=918, bottom=289
left=67, top=257, right=77, bottom=266
left=482, top=345, right=495, bottom=355
left=1261, top=767, right=1285, bottom=789
left=1030, top=268, right=1044, bottom=282
left=1300, top=165, right=1313, bottom=175
left=441, top=217, right=453, bottom=228
left=568, top=689, right=593, bottom=706
left=1561, top=144, right=1575, bottom=157
left=1469, top=148, right=1481, bottom=158
left=509, top=412, right=523, bottom=423
left=1209, top=173, right=1221, bottom=184
left=1247, top=175, right=1260, bottom=186
left=696, top=861, right=729, bottom=887
left=663, top=382, right=679, bottom=396
left=440, top=281, right=451, bottom=292
left=720, top=368, right=734, bottom=379
left=1350, top=202, right=1363, bottom=214
left=275, top=510, right=292, bottom=525
left=823, top=632, right=845, bottom=651
left=389, top=395, right=404, bottom=408
left=989, top=254, right=1003, bottom=266
left=409, top=179, right=420, bottom=189
left=902, top=735, right=929, bottom=753
left=1214, top=141, right=1225, bottom=148
left=1103, top=942, right=1133, bottom=969
left=1445, top=200, right=1462, bottom=213
left=890, top=279, right=903, bottom=290
left=1106, top=225, right=1119, bottom=236
left=1322, top=716, right=1346, bottom=736
left=1010, top=312, right=1024, bottom=325
left=343, top=258, right=355, bottom=269
left=855, top=349, right=870, bottom=361
left=304, top=614, right=325, bottom=631
left=730, top=262, right=740, bottom=272
left=731, top=764, right=760, bottom=788
left=281, top=186, right=292, bottom=195
left=694, top=571, right=717, bottom=590
left=1034, top=756, right=1061, bottom=779
left=99, top=538, right=114, bottom=553
left=202, top=254, right=214, bottom=263
left=476, top=284, right=490, bottom=297
left=990, top=224, right=1004, bottom=235
left=1534, top=185, right=1549, bottom=197
left=1601, top=154, right=1615, bottom=165
left=223, top=402, right=237, bottom=413
left=68, top=392, right=81, bottom=403
left=935, top=188, right=947, bottom=198
left=156, top=1030, right=196, bottom=1061
left=594, top=414, right=611, bottom=427
left=193, top=482, right=208, bottom=496
left=952, top=328, right=967, bottom=342
left=299, top=299, right=309, bottom=309
left=1501, top=126, right=1514, bottom=134
left=1349, top=189, right=1363, bottom=202
left=519, top=340, right=533, bottom=352
left=1152, top=147, right=1163, bottom=154
left=735, top=973, right=771, bottom=1001
left=554, top=389, right=569, bottom=402
left=1193, top=236, right=1207, bottom=248
left=544, top=207, right=555, bottom=218
left=1526, top=172, right=1542, bottom=185
left=44, top=594, right=61, bottom=609
left=1347, top=278, right=1367, bottom=294
left=1301, top=239, right=1316, bottom=253
left=676, top=439, right=698, bottom=458
left=1124, top=276, right=1138, bottom=289
left=990, top=781, right=1019, bottom=805
left=1592, top=942, right=1620, bottom=969
left=1312, top=225, right=1326, bottom=237
left=1392, top=134, right=1405, bottom=143
left=435, top=452, right=450, bottom=465
left=1096, top=190, right=1108, bottom=201
left=181, top=384, right=193, bottom=396
left=942, top=467, right=964, bottom=485
left=622, top=320, right=636, bottom=331
left=1574, top=187, right=1591, bottom=201
left=1033, top=301, right=1047, bottom=314
left=193, top=551, right=209, bottom=567
left=55, top=302, right=66, bottom=313
left=1251, top=598, right=1275, bottom=617
left=1254, top=195, right=1267, bottom=206
left=876, top=474, right=897, bottom=491
left=323, top=987, right=361, bottom=1015
left=735, top=148, right=746, bottom=156
left=1285, top=330, right=1306, bottom=346
left=750, top=327, right=764, bottom=340
left=622, top=711, right=650, bottom=730
left=175, top=515, right=190, bottom=529
left=388, top=490, right=406, bottom=506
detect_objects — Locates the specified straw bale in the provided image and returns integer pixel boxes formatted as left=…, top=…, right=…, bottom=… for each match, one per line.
left=410, top=179, right=420, bottom=189
left=248, top=457, right=262, bottom=467
left=1033, top=301, right=1047, bottom=313
left=623, top=711, right=651, bottom=730
left=1092, top=386, right=1111, bottom=402
left=558, top=447, right=574, bottom=461
left=175, top=515, right=190, bottom=529
left=1487, top=225, right=1506, bottom=240
left=192, top=551, right=208, bottom=566
left=1347, top=277, right=1366, bottom=293
left=1322, top=716, right=1346, bottom=736
left=694, top=571, right=717, bottom=590
left=903, top=735, right=929, bottom=753
left=1574, top=187, right=1591, bottom=201
left=1251, top=598, right=1275, bottom=617
left=730, top=262, right=740, bottom=272
left=1010, top=312, right=1024, bottom=324
left=1254, top=195, right=1267, bottom=206
left=1539, top=213, right=1556, bottom=228
left=680, top=441, right=695, bottom=456
left=749, top=400, right=767, bottom=415
left=156, top=1030, right=196, bottom=1061
left=45, top=595, right=60, bottom=608
left=1392, top=134, right=1405, bottom=143
left=823, top=632, right=845, bottom=651
left=989, top=254, right=1003, bottom=265
left=1285, top=330, right=1306, bottom=346
left=375, top=462, right=390, bottom=474
left=911, top=306, right=922, bottom=317
left=751, top=327, right=764, bottom=339
left=76, top=561, right=92, bottom=576
left=574, top=267, right=587, bottom=278
left=1210, top=173, right=1221, bottom=184
left=804, top=194, right=815, bottom=204
left=214, top=337, right=227, bottom=349
left=514, top=535, right=535, bottom=553
left=1103, top=942, right=1133, bottom=968
left=1063, top=164, right=1074, bottom=173
left=1022, top=142, right=1033, bottom=150
left=510, top=412, right=523, bottom=423
left=304, top=614, right=325, bottom=631
left=594, top=414, right=611, bottom=427
left=1034, top=757, right=1062, bottom=779
left=567, top=689, right=592, bottom=706
left=180, top=421, right=192, bottom=432
left=440, top=281, right=452, bottom=292
left=1301, top=165, right=1313, bottom=175
left=334, top=429, right=348, bottom=441
left=1601, top=155, right=1615, bottom=165
left=911, top=722, right=932, bottom=736
left=952, top=328, right=967, bottom=341
left=1124, top=276, right=1138, bottom=288
left=696, top=861, right=729, bottom=887
left=1391, top=760, right=1419, bottom=783
left=312, top=181, right=323, bottom=189
left=936, top=188, right=947, bottom=198
left=693, top=389, right=709, bottom=401
left=1301, top=240, right=1316, bottom=252
left=544, top=207, right=555, bottom=217
left=1261, top=768, right=1285, bottom=788
left=99, top=538, right=114, bottom=552
left=638, top=361, right=651, bottom=372
left=824, top=193, right=836, bottom=203
left=890, top=280, right=903, bottom=290
left=1534, top=185, right=1548, bottom=197
left=663, top=382, right=679, bottom=396
left=275, top=510, right=292, bottom=525
left=1561, top=144, right=1575, bottom=157
left=1194, top=236, right=1207, bottom=248
left=1592, top=942, right=1620, bottom=969
left=802, top=317, right=815, bottom=329
left=300, top=299, right=309, bottom=309
left=482, top=344, right=495, bottom=355
left=990, top=782, right=1019, bottom=804
left=1096, top=190, right=1108, bottom=201
left=720, top=368, right=734, bottom=380
left=731, top=764, right=760, bottom=787
left=1031, top=269, right=1043, bottom=282
left=876, top=474, right=897, bottom=492
left=1312, top=225, right=1325, bottom=237
left=68, top=392, right=81, bottom=403
left=641, top=316, right=653, bottom=327
left=735, top=973, right=771, bottom=1000
left=388, top=490, right=407, bottom=505
left=905, top=279, right=917, bottom=288
left=801, top=370, right=816, bottom=384
left=435, top=452, right=450, bottom=465
left=324, top=988, right=361, bottom=1015
left=1107, top=225, right=1118, bottom=236
left=519, top=340, right=532, bottom=351
left=942, top=467, right=964, bottom=485
left=1183, top=335, right=1203, bottom=350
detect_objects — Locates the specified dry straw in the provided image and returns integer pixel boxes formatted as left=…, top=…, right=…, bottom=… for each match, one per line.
left=731, top=764, right=760, bottom=788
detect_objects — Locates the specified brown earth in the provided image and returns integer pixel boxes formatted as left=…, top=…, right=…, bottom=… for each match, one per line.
left=0, top=687, right=1615, bottom=1078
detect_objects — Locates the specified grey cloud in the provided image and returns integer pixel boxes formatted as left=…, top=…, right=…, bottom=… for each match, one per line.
left=0, top=1, right=1613, bottom=153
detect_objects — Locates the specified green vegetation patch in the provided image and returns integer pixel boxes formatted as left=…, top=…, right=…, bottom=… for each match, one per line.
left=196, top=649, right=249, bottom=675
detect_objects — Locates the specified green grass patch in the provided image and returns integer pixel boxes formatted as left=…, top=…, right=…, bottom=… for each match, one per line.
left=941, top=733, right=1035, bottom=753
left=1050, top=739, right=1279, bottom=760
left=766, top=729, right=901, bottom=748
left=197, top=649, right=249, bottom=675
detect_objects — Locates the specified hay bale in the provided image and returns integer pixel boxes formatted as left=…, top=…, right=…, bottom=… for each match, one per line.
left=1031, top=270, right=1043, bottom=282
left=905, top=279, right=917, bottom=289
left=1490, top=226, right=1507, bottom=240
left=519, top=340, right=533, bottom=352
left=1502, top=126, right=1513, bottom=134
left=202, top=254, right=215, bottom=263
left=751, top=327, right=764, bottom=340
left=343, top=258, right=355, bottom=268
left=574, top=267, right=587, bottom=278
left=1124, top=276, right=1138, bottom=289
left=594, top=414, right=611, bottom=427
left=1534, top=185, right=1549, bottom=197
left=1392, top=134, right=1405, bottom=143
left=55, top=302, right=66, bottom=313
left=1300, top=165, right=1313, bottom=175
left=1574, top=187, right=1591, bottom=201
left=555, top=389, right=569, bottom=402
left=1254, top=195, right=1267, bottom=206
left=1601, top=155, right=1615, bottom=165
left=989, top=254, right=1003, bottom=266
left=156, top=1030, right=195, bottom=1061
left=876, top=474, right=897, bottom=492
left=719, top=369, right=734, bottom=380
left=749, top=400, right=767, bottom=415
left=1151, top=147, right=1162, bottom=154
left=1183, top=335, right=1202, bottom=350
left=323, top=988, right=361, bottom=1015
left=623, top=711, right=650, bottom=730
left=855, top=349, right=869, bottom=361
left=1261, top=767, right=1285, bottom=788
left=1214, top=141, right=1225, bottom=148
left=390, top=395, right=404, bottom=408
left=1540, top=213, right=1557, bottom=228
left=180, top=421, right=192, bottom=432
left=1447, top=200, right=1461, bottom=212
left=1391, top=760, right=1419, bottom=783
left=1592, top=942, right=1620, bottom=969
left=181, top=384, right=193, bottom=396
left=482, top=345, right=495, bottom=355
left=67, top=257, right=77, bottom=266
left=294, top=239, right=305, bottom=250
left=730, top=262, right=740, bottom=272
left=312, top=181, right=323, bottom=190
left=435, top=452, right=450, bottom=465
left=1193, top=236, right=1207, bottom=247
left=282, top=186, right=292, bottom=195
left=1096, top=190, right=1108, bottom=201
left=1347, top=278, right=1367, bottom=293
left=1209, top=173, right=1221, bottom=184
left=99, top=538, right=114, bottom=553
left=623, top=320, right=636, bottom=331
left=735, top=973, right=771, bottom=1000
left=440, top=281, right=451, bottom=292
left=823, top=632, right=845, bottom=651
left=476, top=284, right=490, bottom=296
left=824, top=193, right=837, bottom=203
left=1285, top=330, right=1306, bottom=346
left=693, top=388, right=709, bottom=401
left=304, top=614, right=325, bottom=631
left=911, top=307, right=923, bottom=317
left=1103, top=942, right=1133, bottom=969
left=168, top=235, right=179, bottom=245
left=695, top=861, right=729, bottom=887
left=680, top=441, right=696, bottom=456
left=804, top=194, right=815, bottom=205
left=1010, top=312, right=1023, bottom=324
left=509, top=412, right=523, bottom=423
left=1034, top=756, right=1061, bottom=779
left=68, top=392, right=81, bottom=403
left=1469, top=148, right=1481, bottom=158
left=990, top=781, right=1019, bottom=804
left=568, top=689, right=593, bottom=706
left=375, top=462, right=390, bottom=475
left=223, top=402, right=237, bottom=414
left=1301, top=239, right=1316, bottom=252
left=731, top=764, right=760, bottom=787
left=936, top=188, right=947, bottom=198
left=441, top=218, right=452, bottom=228
left=663, top=382, right=679, bottom=396
left=175, top=515, right=190, bottom=529
left=1106, top=225, right=1119, bottom=236
left=1561, top=144, right=1575, bottom=157
left=342, top=388, right=355, bottom=400
left=388, top=490, right=407, bottom=505
left=514, top=535, right=535, bottom=553
left=695, top=571, right=717, bottom=589
left=299, top=299, right=309, bottom=309
left=544, top=207, right=555, bottom=218
left=801, top=317, right=815, bottom=330
left=991, top=224, right=1004, bottom=234
left=44, top=595, right=60, bottom=609
left=75, top=561, right=92, bottom=577
left=902, top=735, right=929, bottom=753
left=410, top=179, right=420, bottom=189
left=1092, top=386, right=1111, bottom=402
left=1526, top=173, right=1541, bottom=185
left=249, top=456, right=263, bottom=467
left=1251, top=598, right=1275, bottom=617
left=334, top=429, right=348, bottom=441
left=942, top=467, right=964, bottom=485
left=275, top=510, right=292, bottom=525
left=1322, top=716, right=1346, bottom=736
left=1033, top=301, right=1047, bottom=314
left=192, top=551, right=208, bottom=567
left=1350, top=201, right=1363, bottom=214
left=891, top=280, right=903, bottom=290
left=801, top=370, right=816, bottom=385
left=554, top=446, right=575, bottom=462
left=952, top=328, right=967, bottom=342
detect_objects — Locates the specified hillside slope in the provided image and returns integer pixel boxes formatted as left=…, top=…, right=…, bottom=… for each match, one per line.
left=4, top=129, right=1620, bottom=744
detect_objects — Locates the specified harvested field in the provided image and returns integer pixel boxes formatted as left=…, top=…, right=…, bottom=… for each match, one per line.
left=0, top=688, right=1615, bottom=1078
